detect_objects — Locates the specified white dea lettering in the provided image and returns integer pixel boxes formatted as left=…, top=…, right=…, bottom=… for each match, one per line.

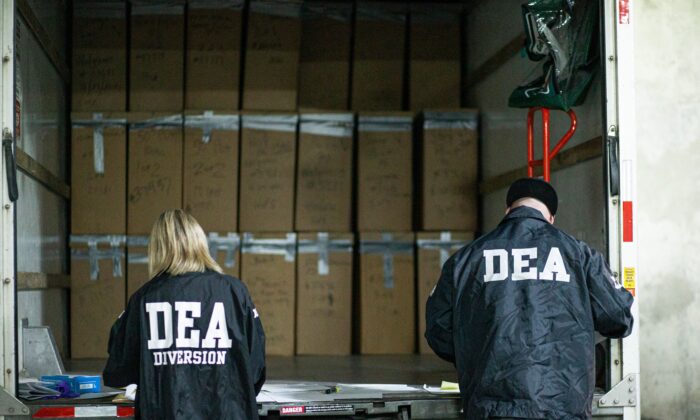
left=146, top=301, right=232, bottom=366
left=482, top=247, right=570, bottom=283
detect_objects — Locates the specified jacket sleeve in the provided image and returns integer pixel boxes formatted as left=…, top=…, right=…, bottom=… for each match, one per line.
left=584, top=245, right=634, bottom=338
left=103, top=297, right=141, bottom=387
left=425, top=256, right=456, bottom=363
left=241, top=286, right=266, bottom=396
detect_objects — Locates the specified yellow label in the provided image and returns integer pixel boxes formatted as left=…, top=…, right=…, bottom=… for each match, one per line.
left=623, top=267, right=636, bottom=289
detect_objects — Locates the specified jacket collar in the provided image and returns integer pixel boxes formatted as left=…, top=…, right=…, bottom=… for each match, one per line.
left=500, top=205, right=550, bottom=224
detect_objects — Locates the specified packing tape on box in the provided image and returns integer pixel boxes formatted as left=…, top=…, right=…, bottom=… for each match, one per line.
left=185, top=112, right=239, bottom=144
left=360, top=233, right=413, bottom=289
left=242, top=233, right=297, bottom=262
left=208, top=233, right=241, bottom=269
left=423, top=111, right=478, bottom=131
left=356, top=2, right=407, bottom=23
left=126, top=236, right=150, bottom=265
left=189, top=0, right=244, bottom=10
left=358, top=115, right=413, bottom=133
left=73, top=0, right=125, bottom=18
left=129, top=114, right=183, bottom=131
left=301, top=2, right=352, bottom=21
left=242, top=115, right=298, bottom=133
left=250, top=0, right=302, bottom=18
left=72, top=114, right=127, bottom=175
left=300, top=114, right=354, bottom=138
left=131, top=1, right=185, bottom=16
left=417, top=232, right=471, bottom=268
left=298, top=232, right=353, bottom=276
left=70, top=235, right=127, bottom=281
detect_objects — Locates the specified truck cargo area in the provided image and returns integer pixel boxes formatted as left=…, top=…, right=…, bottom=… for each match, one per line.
left=0, top=0, right=641, bottom=419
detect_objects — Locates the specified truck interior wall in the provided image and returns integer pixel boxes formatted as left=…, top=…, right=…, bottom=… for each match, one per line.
left=467, top=0, right=606, bottom=255
left=15, top=14, right=70, bottom=356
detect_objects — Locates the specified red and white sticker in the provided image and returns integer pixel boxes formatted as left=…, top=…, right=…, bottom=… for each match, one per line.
left=33, top=406, right=134, bottom=418
left=619, top=0, right=630, bottom=24
left=280, top=406, right=305, bottom=415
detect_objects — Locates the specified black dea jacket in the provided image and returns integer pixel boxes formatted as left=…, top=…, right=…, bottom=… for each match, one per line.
left=104, top=271, right=266, bottom=420
left=426, top=206, right=633, bottom=420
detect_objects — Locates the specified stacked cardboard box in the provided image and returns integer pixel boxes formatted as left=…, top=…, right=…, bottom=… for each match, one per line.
left=239, top=114, right=298, bottom=232
left=295, top=113, right=353, bottom=231
left=130, top=1, right=185, bottom=111
left=72, top=1, right=127, bottom=111
left=241, top=233, right=297, bottom=356
left=298, top=3, right=352, bottom=110
left=358, top=232, right=415, bottom=354
left=243, top=1, right=302, bottom=110
left=70, top=113, right=128, bottom=358
left=183, top=112, right=240, bottom=232
left=416, top=232, right=473, bottom=354
left=297, top=233, right=353, bottom=355
left=421, top=110, right=479, bottom=231
left=127, top=113, right=183, bottom=296
left=352, top=3, right=407, bottom=110
left=357, top=113, right=414, bottom=231
left=410, top=5, right=462, bottom=110
left=186, top=1, right=243, bottom=110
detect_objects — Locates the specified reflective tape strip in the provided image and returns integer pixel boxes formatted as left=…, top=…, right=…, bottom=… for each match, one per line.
left=129, top=115, right=183, bottom=130
left=416, top=232, right=470, bottom=267
left=70, top=235, right=127, bottom=280
left=33, top=406, right=135, bottom=418
left=300, top=114, right=354, bottom=138
left=298, top=233, right=353, bottom=276
left=242, top=115, right=298, bottom=133
left=185, top=112, right=239, bottom=143
left=242, top=233, right=297, bottom=262
left=208, top=232, right=241, bottom=269
left=423, top=111, right=478, bottom=130
left=127, top=236, right=150, bottom=265
left=72, top=114, right=127, bottom=175
left=358, top=116, right=412, bottom=132
left=359, top=233, right=413, bottom=288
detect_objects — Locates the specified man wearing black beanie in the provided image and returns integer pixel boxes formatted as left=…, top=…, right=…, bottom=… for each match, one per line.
left=425, top=178, right=634, bottom=420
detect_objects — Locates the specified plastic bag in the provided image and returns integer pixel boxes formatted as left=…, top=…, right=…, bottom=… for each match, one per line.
left=509, top=0, right=599, bottom=110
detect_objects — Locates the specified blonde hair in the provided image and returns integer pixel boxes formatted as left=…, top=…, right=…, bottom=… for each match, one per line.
left=148, top=209, right=223, bottom=279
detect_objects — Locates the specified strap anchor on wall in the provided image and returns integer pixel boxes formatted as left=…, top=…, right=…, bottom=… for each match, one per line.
left=527, top=107, right=577, bottom=182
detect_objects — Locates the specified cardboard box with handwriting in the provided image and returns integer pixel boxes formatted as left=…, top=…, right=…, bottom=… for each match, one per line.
left=186, top=1, right=243, bottom=110
left=72, top=0, right=127, bottom=111
left=243, top=1, right=301, bottom=110
left=357, top=113, right=413, bottom=231
left=184, top=112, right=239, bottom=232
left=71, top=113, right=127, bottom=234
left=241, top=233, right=297, bottom=356
left=296, top=233, right=353, bottom=355
left=130, top=2, right=184, bottom=111
left=239, top=114, right=298, bottom=232
left=295, top=113, right=353, bottom=231
left=127, top=113, right=183, bottom=236
left=421, top=110, right=479, bottom=231
left=358, top=232, right=415, bottom=354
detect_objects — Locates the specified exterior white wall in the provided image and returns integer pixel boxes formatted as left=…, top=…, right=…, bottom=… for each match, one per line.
left=634, top=1, right=700, bottom=419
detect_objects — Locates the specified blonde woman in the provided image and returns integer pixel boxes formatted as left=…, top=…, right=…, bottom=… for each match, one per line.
left=103, top=209, right=265, bottom=420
